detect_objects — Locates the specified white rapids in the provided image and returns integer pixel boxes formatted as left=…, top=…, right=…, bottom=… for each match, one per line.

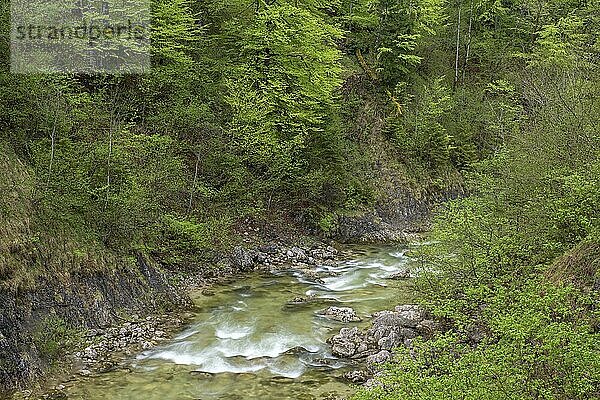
left=137, top=246, right=413, bottom=379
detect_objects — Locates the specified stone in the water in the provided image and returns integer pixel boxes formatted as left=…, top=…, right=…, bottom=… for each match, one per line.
left=45, top=391, right=68, bottom=400
left=328, top=327, right=366, bottom=357
left=291, top=297, right=307, bottom=303
left=321, top=306, right=361, bottom=323
left=190, top=371, right=213, bottom=378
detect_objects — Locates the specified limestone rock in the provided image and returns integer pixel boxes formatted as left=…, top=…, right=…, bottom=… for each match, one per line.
left=322, top=307, right=361, bottom=323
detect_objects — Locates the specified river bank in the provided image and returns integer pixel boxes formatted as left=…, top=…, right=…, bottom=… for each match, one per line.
left=1, top=180, right=456, bottom=399
left=4, top=238, right=363, bottom=399
left=10, top=243, right=420, bottom=400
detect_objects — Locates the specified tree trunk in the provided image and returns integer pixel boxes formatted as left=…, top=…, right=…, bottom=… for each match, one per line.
left=462, top=0, right=474, bottom=84
left=454, top=4, right=462, bottom=91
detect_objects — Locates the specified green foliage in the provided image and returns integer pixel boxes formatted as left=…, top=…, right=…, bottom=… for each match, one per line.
left=2, top=1, right=599, bottom=394
left=317, top=213, right=339, bottom=234
left=0, top=0, right=366, bottom=282
left=354, top=2, right=600, bottom=397
left=33, top=317, right=80, bottom=360
left=355, top=280, right=600, bottom=400
left=157, top=214, right=232, bottom=265
left=387, top=78, right=454, bottom=171
left=151, top=0, right=202, bottom=66
left=550, top=164, right=600, bottom=246
left=223, top=3, right=345, bottom=206
left=340, top=0, right=445, bottom=86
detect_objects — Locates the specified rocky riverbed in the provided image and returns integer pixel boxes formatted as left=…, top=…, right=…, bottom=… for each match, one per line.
left=14, top=244, right=419, bottom=400
left=77, top=241, right=346, bottom=372
left=8, top=239, right=354, bottom=399
left=13, top=313, right=194, bottom=400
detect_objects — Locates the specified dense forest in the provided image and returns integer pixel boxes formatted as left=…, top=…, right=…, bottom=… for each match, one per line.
left=1, top=0, right=599, bottom=398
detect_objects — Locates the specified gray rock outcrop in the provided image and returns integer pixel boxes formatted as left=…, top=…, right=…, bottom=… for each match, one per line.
left=328, top=304, right=435, bottom=359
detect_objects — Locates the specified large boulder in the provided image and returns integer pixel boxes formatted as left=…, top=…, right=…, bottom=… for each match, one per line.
left=372, top=304, right=426, bottom=328
left=230, top=246, right=255, bottom=271
left=328, top=327, right=371, bottom=358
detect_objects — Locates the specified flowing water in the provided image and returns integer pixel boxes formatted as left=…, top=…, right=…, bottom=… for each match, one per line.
left=63, top=245, right=415, bottom=399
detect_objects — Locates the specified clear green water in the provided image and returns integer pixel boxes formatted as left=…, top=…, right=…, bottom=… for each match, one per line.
left=63, top=245, right=414, bottom=400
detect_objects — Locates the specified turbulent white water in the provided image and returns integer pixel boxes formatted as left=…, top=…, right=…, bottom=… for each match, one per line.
left=137, top=246, right=412, bottom=379
left=64, top=245, right=416, bottom=400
